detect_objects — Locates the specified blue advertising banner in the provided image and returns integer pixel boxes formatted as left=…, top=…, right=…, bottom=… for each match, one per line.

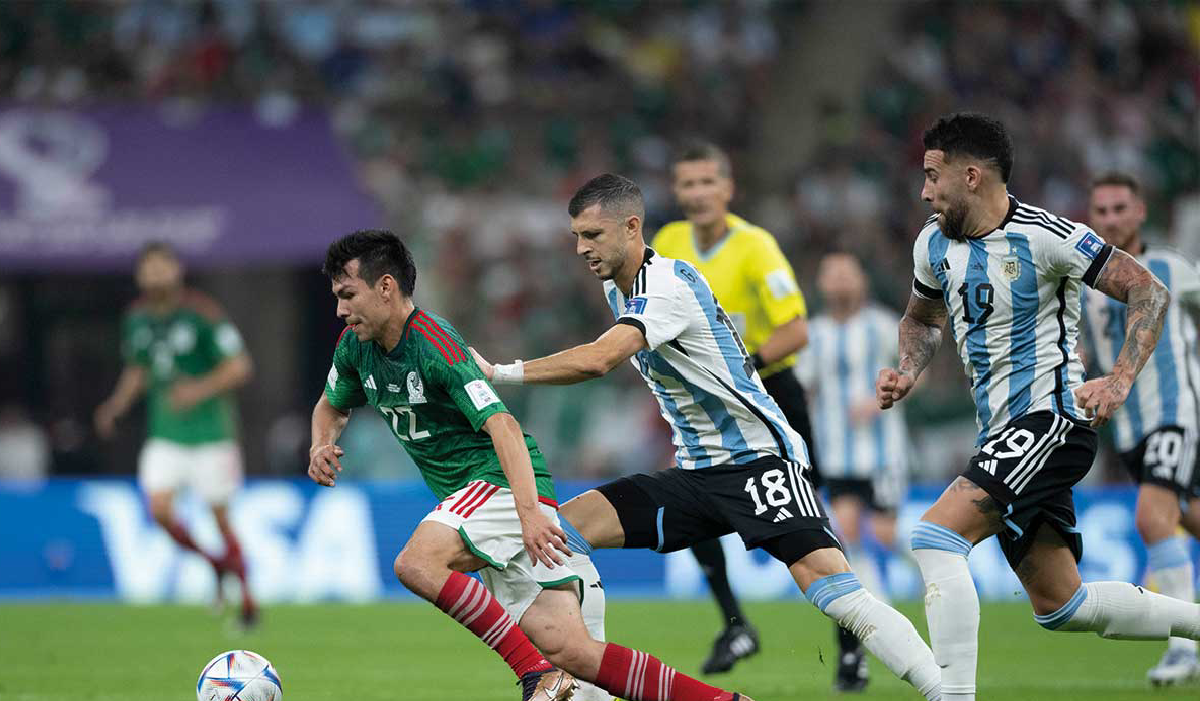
left=0, top=106, right=378, bottom=272
left=1, top=479, right=1195, bottom=602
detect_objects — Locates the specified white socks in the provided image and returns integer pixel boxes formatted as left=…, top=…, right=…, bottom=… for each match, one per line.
left=912, top=522, right=978, bottom=701
left=567, top=552, right=612, bottom=701
left=1146, top=536, right=1198, bottom=654
left=806, top=573, right=942, bottom=700
left=1038, top=581, right=1200, bottom=641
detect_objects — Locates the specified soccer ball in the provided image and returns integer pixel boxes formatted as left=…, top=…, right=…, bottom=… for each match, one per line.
left=196, top=650, right=283, bottom=701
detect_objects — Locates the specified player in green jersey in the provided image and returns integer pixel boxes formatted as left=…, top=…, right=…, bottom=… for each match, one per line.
left=94, top=242, right=257, bottom=626
left=308, top=229, right=756, bottom=701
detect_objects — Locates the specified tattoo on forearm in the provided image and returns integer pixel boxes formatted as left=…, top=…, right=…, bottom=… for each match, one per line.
left=898, top=293, right=947, bottom=378
left=1097, top=250, right=1169, bottom=380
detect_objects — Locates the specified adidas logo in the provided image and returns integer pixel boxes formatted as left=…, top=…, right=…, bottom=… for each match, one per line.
left=773, top=507, right=794, bottom=522
left=729, top=634, right=755, bottom=657
left=364, top=375, right=377, bottom=391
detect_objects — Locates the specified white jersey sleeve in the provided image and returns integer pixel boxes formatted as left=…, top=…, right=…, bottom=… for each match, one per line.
left=1043, top=225, right=1114, bottom=288
left=616, top=269, right=690, bottom=350
left=912, top=219, right=942, bottom=300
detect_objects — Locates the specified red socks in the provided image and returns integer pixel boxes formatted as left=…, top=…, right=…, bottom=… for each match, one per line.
left=595, top=643, right=735, bottom=701
left=435, top=571, right=552, bottom=679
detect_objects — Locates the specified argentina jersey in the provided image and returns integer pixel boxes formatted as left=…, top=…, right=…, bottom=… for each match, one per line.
left=912, top=196, right=1114, bottom=444
left=605, top=248, right=809, bottom=469
left=1080, top=246, right=1200, bottom=452
left=798, top=306, right=909, bottom=480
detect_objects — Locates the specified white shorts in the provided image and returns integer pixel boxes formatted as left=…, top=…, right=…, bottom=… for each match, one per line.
left=137, top=438, right=244, bottom=505
left=422, top=480, right=580, bottom=622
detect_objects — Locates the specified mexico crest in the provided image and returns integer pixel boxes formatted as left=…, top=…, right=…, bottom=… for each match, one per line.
left=407, top=371, right=426, bottom=404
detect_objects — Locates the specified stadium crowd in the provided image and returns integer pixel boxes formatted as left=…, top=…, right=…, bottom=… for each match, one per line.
left=0, top=0, right=1197, bottom=480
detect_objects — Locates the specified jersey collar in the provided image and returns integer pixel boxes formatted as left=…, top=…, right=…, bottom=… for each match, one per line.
left=998, top=195, right=1019, bottom=231
left=389, top=307, right=421, bottom=358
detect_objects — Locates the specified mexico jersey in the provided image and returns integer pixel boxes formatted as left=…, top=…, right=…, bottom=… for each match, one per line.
left=652, top=213, right=807, bottom=378
left=1080, top=246, right=1200, bottom=452
left=606, top=248, right=808, bottom=469
left=912, top=196, right=1114, bottom=444
left=797, top=306, right=908, bottom=479
left=324, top=308, right=556, bottom=502
left=122, top=290, right=244, bottom=444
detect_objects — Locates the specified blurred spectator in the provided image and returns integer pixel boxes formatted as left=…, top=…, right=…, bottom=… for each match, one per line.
left=0, top=405, right=50, bottom=481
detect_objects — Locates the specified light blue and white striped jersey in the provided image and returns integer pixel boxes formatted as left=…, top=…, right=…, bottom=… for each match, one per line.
left=912, top=196, right=1114, bottom=444
left=797, top=305, right=909, bottom=479
left=1080, top=246, right=1200, bottom=451
left=605, top=248, right=809, bottom=470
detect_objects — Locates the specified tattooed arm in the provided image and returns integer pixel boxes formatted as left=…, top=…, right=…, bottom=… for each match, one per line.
left=1074, top=249, right=1169, bottom=425
left=877, top=292, right=948, bottom=409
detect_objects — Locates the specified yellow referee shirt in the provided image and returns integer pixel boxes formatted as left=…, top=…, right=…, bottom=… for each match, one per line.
left=652, top=213, right=807, bottom=378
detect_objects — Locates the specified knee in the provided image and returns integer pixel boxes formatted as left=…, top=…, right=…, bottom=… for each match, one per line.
left=393, top=547, right=427, bottom=587
left=1134, top=507, right=1176, bottom=544
left=147, top=496, right=173, bottom=525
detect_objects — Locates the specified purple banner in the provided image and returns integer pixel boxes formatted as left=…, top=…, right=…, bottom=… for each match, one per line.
left=0, top=106, right=379, bottom=272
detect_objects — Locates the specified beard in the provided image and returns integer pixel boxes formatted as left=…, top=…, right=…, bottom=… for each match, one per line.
left=939, top=201, right=970, bottom=241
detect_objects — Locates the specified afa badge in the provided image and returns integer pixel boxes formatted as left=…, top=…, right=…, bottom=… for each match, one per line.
left=1002, top=255, right=1021, bottom=281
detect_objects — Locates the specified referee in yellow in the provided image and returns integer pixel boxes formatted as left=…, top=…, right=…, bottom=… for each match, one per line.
left=653, top=143, right=867, bottom=691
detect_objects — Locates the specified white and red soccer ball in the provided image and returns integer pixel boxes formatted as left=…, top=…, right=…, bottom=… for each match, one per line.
left=197, top=650, right=282, bottom=701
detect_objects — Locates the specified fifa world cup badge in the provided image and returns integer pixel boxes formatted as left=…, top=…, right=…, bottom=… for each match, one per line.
left=1002, top=255, right=1020, bottom=281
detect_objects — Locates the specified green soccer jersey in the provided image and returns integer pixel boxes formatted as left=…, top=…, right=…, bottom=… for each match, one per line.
left=324, top=308, right=556, bottom=503
left=122, top=291, right=244, bottom=444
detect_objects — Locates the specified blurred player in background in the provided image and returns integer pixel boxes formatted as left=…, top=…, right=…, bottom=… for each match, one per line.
left=310, top=230, right=755, bottom=701
left=94, top=242, right=257, bottom=626
left=476, top=174, right=944, bottom=700
left=650, top=142, right=859, bottom=682
left=797, top=252, right=909, bottom=690
left=1079, top=172, right=1200, bottom=686
left=880, top=112, right=1200, bottom=701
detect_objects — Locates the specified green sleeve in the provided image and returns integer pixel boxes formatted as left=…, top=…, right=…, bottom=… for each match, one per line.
left=427, top=353, right=509, bottom=431
left=324, top=334, right=367, bottom=410
left=121, top=314, right=150, bottom=367
left=207, top=318, right=246, bottom=360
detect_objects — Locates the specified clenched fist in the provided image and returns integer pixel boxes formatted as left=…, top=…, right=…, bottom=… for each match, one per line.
left=876, top=368, right=915, bottom=410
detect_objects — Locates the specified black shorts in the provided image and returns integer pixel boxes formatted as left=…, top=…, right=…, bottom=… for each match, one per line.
left=962, top=411, right=1098, bottom=569
left=761, top=369, right=823, bottom=487
left=1118, top=426, right=1200, bottom=498
left=826, top=477, right=900, bottom=514
left=596, top=455, right=838, bottom=566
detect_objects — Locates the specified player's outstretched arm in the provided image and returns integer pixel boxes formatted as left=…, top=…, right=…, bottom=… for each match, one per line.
left=475, top=323, right=647, bottom=386
left=877, top=292, right=946, bottom=410
left=94, top=365, right=147, bottom=439
left=482, top=412, right=570, bottom=567
left=308, top=393, right=350, bottom=487
left=1075, top=249, right=1169, bottom=425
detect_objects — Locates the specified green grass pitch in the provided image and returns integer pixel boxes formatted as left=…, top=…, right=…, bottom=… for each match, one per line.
left=0, top=600, right=1195, bottom=700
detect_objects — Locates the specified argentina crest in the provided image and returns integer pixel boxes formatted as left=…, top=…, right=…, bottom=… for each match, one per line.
left=1002, top=254, right=1020, bottom=281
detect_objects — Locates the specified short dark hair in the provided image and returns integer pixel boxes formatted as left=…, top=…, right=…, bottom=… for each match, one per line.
left=922, top=112, right=1014, bottom=183
left=1091, top=171, right=1142, bottom=197
left=137, top=240, right=178, bottom=266
left=568, top=174, right=644, bottom=219
left=323, top=229, right=416, bottom=295
left=672, top=141, right=732, bottom=178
